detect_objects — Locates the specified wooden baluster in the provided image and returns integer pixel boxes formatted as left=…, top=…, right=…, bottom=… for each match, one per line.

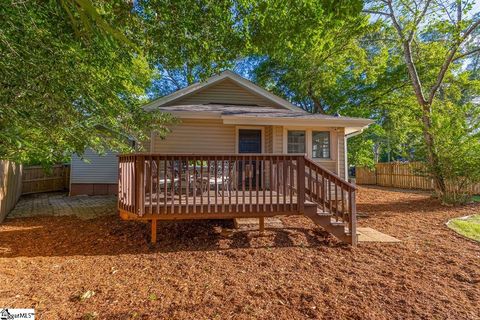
left=207, top=159, right=211, bottom=213
left=289, top=158, right=293, bottom=212
left=282, top=156, right=287, bottom=212
left=231, top=156, right=234, bottom=212
left=178, top=158, right=182, bottom=211
left=163, top=158, right=167, bottom=214
left=269, top=157, right=273, bottom=212
left=256, top=156, right=260, bottom=212
left=222, top=156, right=225, bottom=212
left=193, top=157, right=196, bottom=214
left=276, top=156, right=280, bottom=209
left=335, top=178, right=338, bottom=221
left=214, top=157, right=218, bottom=213
left=235, top=157, right=240, bottom=212
left=200, top=157, right=204, bottom=213
left=328, top=178, right=333, bottom=218
left=322, top=174, right=326, bottom=212
left=262, top=157, right=266, bottom=212
left=170, top=158, right=175, bottom=214
left=123, top=158, right=127, bottom=210
left=242, top=156, right=246, bottom=212
left=156, top=158, right=160, bottom=215
left=315, top=169, right=319, bottom=202
left=297, top=156, right=305, bottom=213
left=149, top=156, right=153, bottom=215
left=249, top=156, right=253, bottom=212
left=308, top=164, right=312, bottom=201
left=341, top=186, right=346, bottom=221
left=186, top=157, right=189, bottom=214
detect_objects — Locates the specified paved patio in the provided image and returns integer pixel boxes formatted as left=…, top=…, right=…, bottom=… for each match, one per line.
left=8, top=192, right=116, bottom=220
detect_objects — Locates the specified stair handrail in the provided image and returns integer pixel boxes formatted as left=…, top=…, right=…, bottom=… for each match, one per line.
left=303, top=157, right=357, bottom=245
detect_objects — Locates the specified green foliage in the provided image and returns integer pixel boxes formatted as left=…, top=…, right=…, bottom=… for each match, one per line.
left=429, top=100, right=480, bottom=203
left=0, top=1, right=176, bottom=165
left=447, top=214, right=480, bottom=242
left=139, top=0, right=245, bottom=84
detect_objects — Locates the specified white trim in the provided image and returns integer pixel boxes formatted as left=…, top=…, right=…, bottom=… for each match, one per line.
left=166, top=111, right=373, bottom=130
left=143, top=70, right=300, bottom=112
left=235, top=126, right=265, bottom=154
left=222, top=116, right=373, bottom=128
left=344, top=135, right=348, bottom=179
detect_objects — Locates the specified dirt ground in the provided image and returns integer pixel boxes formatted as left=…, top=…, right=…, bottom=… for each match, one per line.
left=0, top=187, right=479, bottom=320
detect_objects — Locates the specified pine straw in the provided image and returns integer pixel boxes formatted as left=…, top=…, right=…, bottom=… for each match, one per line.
left=0, top=187, right=479, bottom=319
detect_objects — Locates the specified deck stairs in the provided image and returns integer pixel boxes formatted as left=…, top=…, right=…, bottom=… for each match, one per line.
left=301, top=158, right=358, bottom=244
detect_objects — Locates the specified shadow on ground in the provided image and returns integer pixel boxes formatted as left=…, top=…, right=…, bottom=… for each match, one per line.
left=0, top=214, right=342, bottom=258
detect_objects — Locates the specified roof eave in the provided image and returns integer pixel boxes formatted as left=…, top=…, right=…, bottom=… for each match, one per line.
left=221, top=115, right=374, bottom=128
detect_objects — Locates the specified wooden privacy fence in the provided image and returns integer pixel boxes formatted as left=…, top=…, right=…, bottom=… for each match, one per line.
left=22, top=165, right=70, bottom=194
left=0, top=161, right=23, bottom=222
left=356, top=162, right=480, bottom=194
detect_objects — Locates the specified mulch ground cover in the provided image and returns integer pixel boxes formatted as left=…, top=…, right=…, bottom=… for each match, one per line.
left=0, top=186, right=479, bottom=319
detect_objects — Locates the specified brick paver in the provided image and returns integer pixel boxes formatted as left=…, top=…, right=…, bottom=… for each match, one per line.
left=8, top=192, right=116, bottom=220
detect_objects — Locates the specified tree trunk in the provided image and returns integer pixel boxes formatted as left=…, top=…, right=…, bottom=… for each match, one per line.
left=310, top=96, right=326, bottom=114
left=420, top=103, right=447, bottom=196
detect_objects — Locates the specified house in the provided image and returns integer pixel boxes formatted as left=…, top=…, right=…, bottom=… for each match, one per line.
left=72, top=71, right=372, bottom=245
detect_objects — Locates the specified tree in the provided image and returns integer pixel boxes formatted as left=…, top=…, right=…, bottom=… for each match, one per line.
left=138, top=0, right=246, bottom=96
left=0, top=0, right=245, bottom=165
left=0, top=1, right=175, bottom=165
left=365, top=0, right=480, bottom=196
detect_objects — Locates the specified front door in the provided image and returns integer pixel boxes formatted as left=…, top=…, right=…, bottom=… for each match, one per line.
left=238, top=129, right=262, bottom=189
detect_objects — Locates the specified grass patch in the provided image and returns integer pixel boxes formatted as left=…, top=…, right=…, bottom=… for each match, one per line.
left=471, top=195, right=480, bottom=203
left=447, top=214, right=480, bottom=242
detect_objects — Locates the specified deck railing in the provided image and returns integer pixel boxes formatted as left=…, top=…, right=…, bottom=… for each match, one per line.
left=304, top=158, right=357, bottom=241
left=118, top=153, right=356, bottom=243
left=118, top=154, right=307, bottom=218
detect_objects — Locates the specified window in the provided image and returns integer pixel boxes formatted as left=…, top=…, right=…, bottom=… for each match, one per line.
left=287, top=131, right=305, bottom=153
left=312, top=131, right=330, bottom=158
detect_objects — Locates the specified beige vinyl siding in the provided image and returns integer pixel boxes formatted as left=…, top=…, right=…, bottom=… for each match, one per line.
left=265, top=126, right=273, bottom=153
left=168, top=79, right=281, bottom=108
left=71, top=149, right=118, bottom=184
left=151, top=119, right=236, bottom=154
left=272, top=126, right=283, bottom=153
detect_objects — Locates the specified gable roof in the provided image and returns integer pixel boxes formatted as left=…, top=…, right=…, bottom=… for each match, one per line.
left=143, top=70, right=301, bottom=112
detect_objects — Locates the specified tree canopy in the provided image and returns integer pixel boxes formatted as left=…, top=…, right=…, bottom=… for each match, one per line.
left=2, top=0, right=480, bottom=202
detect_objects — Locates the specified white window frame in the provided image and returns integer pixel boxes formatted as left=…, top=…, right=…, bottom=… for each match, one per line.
left=286, top=130, right=307, bottom=154
left=283, top=127, right=337, bottom=161
left=312, top=131, right=331, bottom=159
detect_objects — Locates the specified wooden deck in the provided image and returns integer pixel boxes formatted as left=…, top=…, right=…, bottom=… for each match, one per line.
left=118, top=154, right=357, bottom=245
left=119, top=191, right=316, bottom=220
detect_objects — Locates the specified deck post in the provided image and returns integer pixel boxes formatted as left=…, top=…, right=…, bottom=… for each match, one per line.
left=297, top=156, right=305, bottom=213
left=151, top=219, right=157, bottom=244
left=349, top=190, right=357, bottom=246
left=259, top=217, right=265, bottom=234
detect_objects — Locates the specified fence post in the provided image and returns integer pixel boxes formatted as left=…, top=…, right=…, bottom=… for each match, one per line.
left=297, top=156, right=305, bottom=213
